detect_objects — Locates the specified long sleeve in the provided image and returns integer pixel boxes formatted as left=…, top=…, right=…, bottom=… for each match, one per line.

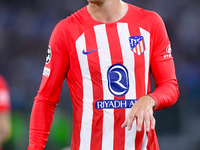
left=28, top=19, right=70, bottom=149
left=28, top=98, right=57, bottom=150
left=148, top=12, right=179, bottom=110
left=149, top=57, right=179, bottom=110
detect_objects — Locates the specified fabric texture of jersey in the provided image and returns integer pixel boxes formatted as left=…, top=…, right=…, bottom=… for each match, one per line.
left=0, top=75, right=10, bottom=112
left=29, top=3, right=179, bottom=150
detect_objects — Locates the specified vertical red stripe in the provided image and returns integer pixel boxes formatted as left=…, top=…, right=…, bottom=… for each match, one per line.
left=85, top=28, right=103, bottom=150
left=70, top=40, right=83, bottom=150
left=106, top=23, right=125, bottom=150
left=146, top=130, right=159, bottom=150
left=128, top=25, right=146, bottom=150
left=114, top=96, right=125, bottom=150
left=71, top=108, right=83, bottom=150
left=135, top=124, right=145, bottom=150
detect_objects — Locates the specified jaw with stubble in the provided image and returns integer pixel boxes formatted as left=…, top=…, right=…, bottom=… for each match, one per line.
left=87, top=0, right=106, bottom=5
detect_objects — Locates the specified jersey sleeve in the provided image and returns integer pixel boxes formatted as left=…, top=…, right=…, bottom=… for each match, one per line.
left=28, top=19, right=70, bottom=150
left=0, top=75, right=11, bottom=112
left=148, top=12, right=179, bottom=111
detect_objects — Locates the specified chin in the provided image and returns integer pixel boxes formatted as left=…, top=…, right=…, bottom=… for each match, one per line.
left=87, top=0, right=104, bottom=3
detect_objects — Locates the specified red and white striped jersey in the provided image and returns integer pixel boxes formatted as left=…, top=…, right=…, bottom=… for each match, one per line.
left=29, top=3, right=179, bottom=150
left=0, top=75, right=10, bottom=112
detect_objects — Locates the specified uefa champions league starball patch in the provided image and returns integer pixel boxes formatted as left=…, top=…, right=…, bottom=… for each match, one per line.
left=46, top=45, right=52, bottom=64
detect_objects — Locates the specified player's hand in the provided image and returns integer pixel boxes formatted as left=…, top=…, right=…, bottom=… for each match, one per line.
left=121, top=95, right=156, bottom=132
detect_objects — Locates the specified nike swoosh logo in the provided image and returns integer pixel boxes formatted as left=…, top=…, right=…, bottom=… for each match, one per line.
left=82, top=47, right=100, bottom=55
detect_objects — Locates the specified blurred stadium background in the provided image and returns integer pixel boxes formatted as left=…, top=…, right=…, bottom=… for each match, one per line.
left=0, top=0, right=200, bottom=149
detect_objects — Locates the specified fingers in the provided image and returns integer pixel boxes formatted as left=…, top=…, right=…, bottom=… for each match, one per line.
left=121, top=117, right=134, bottom=130
left=136, top=113, right=143, bottom=131
left=150, top=115, right=156, bottom=130
left=144, top=110, right=151, bottom=132
left=122, top=110, right=156, bottom=132
left=127, top=115, right=135, bottom=130
left=121, top=111, right=136, bottom=130
left=121, top=95, right=156, bottom=132
left=142, top=110, right=155, bottom=132
left=121, top=119, right=127, bottom=128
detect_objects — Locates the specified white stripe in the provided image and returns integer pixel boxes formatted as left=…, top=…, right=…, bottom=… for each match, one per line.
left=140, top=28, right=150, bottom=96
left=140, top=41, right=144, bottom=54
left=140, top=27, right=151, bottom=149
left=141, top=133, right=148, bottom=150
left=76, top=33, right=93, bottom=150
left=117, top=23, right=137, bottom=150
left=94, top=24, right=114, bottom=150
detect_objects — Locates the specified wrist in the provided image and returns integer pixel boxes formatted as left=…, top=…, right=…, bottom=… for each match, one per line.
left=146, top=95, right=156, bottom=108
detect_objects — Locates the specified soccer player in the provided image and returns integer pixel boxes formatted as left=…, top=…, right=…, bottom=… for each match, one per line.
left=28, top=0, right=179, bottom=149
left=0, top=75, right=11, bottom=150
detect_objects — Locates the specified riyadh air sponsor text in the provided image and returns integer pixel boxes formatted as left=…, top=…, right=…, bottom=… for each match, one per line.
left=95, top=99, right=138, bottom=109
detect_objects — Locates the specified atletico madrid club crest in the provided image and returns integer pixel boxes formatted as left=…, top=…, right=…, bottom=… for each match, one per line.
left=129, top=36, right=146, bottom=56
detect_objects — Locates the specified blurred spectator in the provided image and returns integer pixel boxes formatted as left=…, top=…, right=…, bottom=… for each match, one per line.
left=0, top=75, right=11, bottom=150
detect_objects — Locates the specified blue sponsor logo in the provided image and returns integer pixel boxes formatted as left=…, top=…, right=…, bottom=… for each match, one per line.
left=107, top=64, right=129, bottom=96
left=95, top=99, right=138, bottom=109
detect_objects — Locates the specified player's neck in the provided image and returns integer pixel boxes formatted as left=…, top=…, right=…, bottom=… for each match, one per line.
left=87, top=0, right=128, bottom=23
